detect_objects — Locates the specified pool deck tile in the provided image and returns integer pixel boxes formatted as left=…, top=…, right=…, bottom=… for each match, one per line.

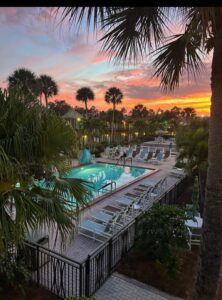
left=94, top=272, right=183, bottom=300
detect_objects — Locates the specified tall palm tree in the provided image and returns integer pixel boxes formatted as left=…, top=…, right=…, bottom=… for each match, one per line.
left=76, top=87, right=94, bottom=119
left=8, top=68, right=38, bottom=103
left=38, top=75, right=58, bottom=107
left=57, top=7, right=222, bottom=299
left=105, top=87, right=123, bottom=143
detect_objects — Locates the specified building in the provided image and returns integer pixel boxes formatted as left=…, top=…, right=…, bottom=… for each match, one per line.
left=62, top=109, right=82, bottom=130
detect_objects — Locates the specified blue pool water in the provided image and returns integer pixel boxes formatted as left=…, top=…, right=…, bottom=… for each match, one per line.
left=64, top=163, right=152, bottom=199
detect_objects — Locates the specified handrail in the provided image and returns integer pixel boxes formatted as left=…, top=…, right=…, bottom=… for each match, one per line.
left=98, top=181, right=116, bottom=194
left=98, top=181, right=113, bottom=191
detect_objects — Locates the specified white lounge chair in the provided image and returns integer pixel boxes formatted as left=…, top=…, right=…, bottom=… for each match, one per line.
left=170, top=168, right=185, bottom=178
left=150, top=152, right=163, bottom=165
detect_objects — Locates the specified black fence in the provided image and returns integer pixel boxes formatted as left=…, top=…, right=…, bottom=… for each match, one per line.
left=22, top=176, right=190, bottom=299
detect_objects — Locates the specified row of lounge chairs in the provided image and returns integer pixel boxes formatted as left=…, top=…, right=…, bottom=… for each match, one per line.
left=105, top=145, right=171, bottom=165
left=78, top=177, right=168, bottom=242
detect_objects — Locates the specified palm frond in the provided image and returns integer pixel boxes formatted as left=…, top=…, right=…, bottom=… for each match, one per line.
left=183, top=7, right=216, bottom=40
left=100, top=7, right=169, bottom=64
left=56, top=7, right=117, bottom=30
left=152, top=26, right=205, bottom=91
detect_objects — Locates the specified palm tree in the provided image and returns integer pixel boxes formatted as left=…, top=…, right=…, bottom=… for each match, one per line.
left=182, top=107, right=197, bottom=121
left=38, top=75, right=58, bottom=107
left=76, top=87, right=94, bottom=119
left=8, top=68, right=38, bottom=103
left=105, top=87, right=123, bottom=143
left=0, top=88, right=90, bottom=254
left=57, top=7, right=222, bottom=299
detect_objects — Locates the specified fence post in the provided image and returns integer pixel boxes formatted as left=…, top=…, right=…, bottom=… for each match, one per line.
left=36, top=245, right=40, bottom=286
left=108, top=239, right=113, bottom=273
left=79, top=264, right=82, bottom=297
left=85, top=255, right=91, bottom=297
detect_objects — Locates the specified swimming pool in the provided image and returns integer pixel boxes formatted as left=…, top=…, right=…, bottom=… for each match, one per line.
left=63, top=162, right=153, bottom=201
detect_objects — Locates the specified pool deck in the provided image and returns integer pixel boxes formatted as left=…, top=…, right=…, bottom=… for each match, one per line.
left=47, top=154, right=181, bottom=262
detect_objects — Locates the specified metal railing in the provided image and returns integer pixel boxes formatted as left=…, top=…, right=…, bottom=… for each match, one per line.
left=21, top=176, right=190, bottom=299
left=98, top=181, right=116, bottom=195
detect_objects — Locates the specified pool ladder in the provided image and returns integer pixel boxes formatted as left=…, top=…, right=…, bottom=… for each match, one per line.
left=98, top=181, right=116, bottom=195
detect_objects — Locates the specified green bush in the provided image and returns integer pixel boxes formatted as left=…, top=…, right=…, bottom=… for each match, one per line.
left=91, top=143, right=105, bottom=157
left=136, top=204, right=190, bottom=277
left=0, top=255, right=31, bottom=294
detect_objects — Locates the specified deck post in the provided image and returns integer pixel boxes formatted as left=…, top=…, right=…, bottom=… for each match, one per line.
left=85, top=255, right=91, bottom=297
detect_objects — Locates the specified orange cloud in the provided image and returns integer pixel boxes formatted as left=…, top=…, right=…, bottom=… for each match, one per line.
left=52, top=89, right=210, bottom=116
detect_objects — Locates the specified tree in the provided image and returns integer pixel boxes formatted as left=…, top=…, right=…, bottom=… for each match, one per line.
left=130, top=104, right=149, bottom=119
left=76, top=87, right=94, bottom=119
left=104, top=87, right=123, bottom=143
left=176, top=119, right=208, bottom=214
left=0, top=88, right=90, bottom=255
left=38, top=75, right=58, bottom=107
left=181, top=107, right=197, bottom=121
left=58, top=7, right=222, bottom=298
left=8, top=68, right=38, bottom=103
left=79, top=118, right=108, bottom=150
left=132, top=119, right=148, bottom=140
left=137, top=203, right=190, bottom=277
left=48, top=100, right=72, bottom=116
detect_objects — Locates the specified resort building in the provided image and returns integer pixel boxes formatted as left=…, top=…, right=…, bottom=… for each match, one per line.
left=62, top=108, right=82, bottom=130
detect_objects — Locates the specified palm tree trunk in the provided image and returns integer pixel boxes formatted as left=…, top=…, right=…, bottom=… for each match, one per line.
left=193, top=13, right=222, bottom=300
left=111, top=104, right=115, bottom=143
left=85, top=100, right=88, bottom=119
left=198, top=170, right=206, bottom=217
left=45, top=94, right=48, bottom=108
left=39, top=93, right=42, bottom=105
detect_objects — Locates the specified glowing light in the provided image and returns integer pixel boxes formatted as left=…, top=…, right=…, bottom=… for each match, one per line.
left=135, top=132, right=139, bottom=136
left=77, top=117, right=81, bottom=122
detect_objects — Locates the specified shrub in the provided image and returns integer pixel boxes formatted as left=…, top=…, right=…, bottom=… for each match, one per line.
left=136, top=204, right=190, bottom=277
left=0, top=254, right=31, bottom=294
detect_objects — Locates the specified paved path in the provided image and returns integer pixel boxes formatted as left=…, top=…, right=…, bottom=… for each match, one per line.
left=94, top=272, right=183, bottom=300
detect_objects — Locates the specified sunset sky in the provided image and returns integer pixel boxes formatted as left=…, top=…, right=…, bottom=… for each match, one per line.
left=0, top=7, right=212, bottom=115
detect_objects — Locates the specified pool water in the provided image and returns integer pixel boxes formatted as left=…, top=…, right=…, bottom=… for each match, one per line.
left=64, top=162, right=152, bottom=200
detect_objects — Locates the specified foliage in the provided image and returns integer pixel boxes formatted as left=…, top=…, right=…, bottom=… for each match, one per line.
left=8, top=68, right=39, bottom=104
left=38, top=74, right=58, bottom=107
left=104, top=87, right=123, bottom=107
left=130, top=104, right=149, bottom=119
left=56, top=7, right=222, bottom=298
left=0, top=254, right=31, bottom=294
left=176, top=118, right=208, bottom=209
left=187, top=176, right=200, bottom=218
left=105, top=87, right=123, bottom=143
left=136, top=204, right=190, bottom=277
left=176, top=118, right=208, bottom=173
left=48, top=100, right=72, bottom=116
left=76, top=87, right=94, bottom=118
left=0, top=88, right=91, bottom=253
left=91, top=143, right=105, bottom=157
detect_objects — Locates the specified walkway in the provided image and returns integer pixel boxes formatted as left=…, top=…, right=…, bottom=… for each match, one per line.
left=94, top=272, right=183, bottom=300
